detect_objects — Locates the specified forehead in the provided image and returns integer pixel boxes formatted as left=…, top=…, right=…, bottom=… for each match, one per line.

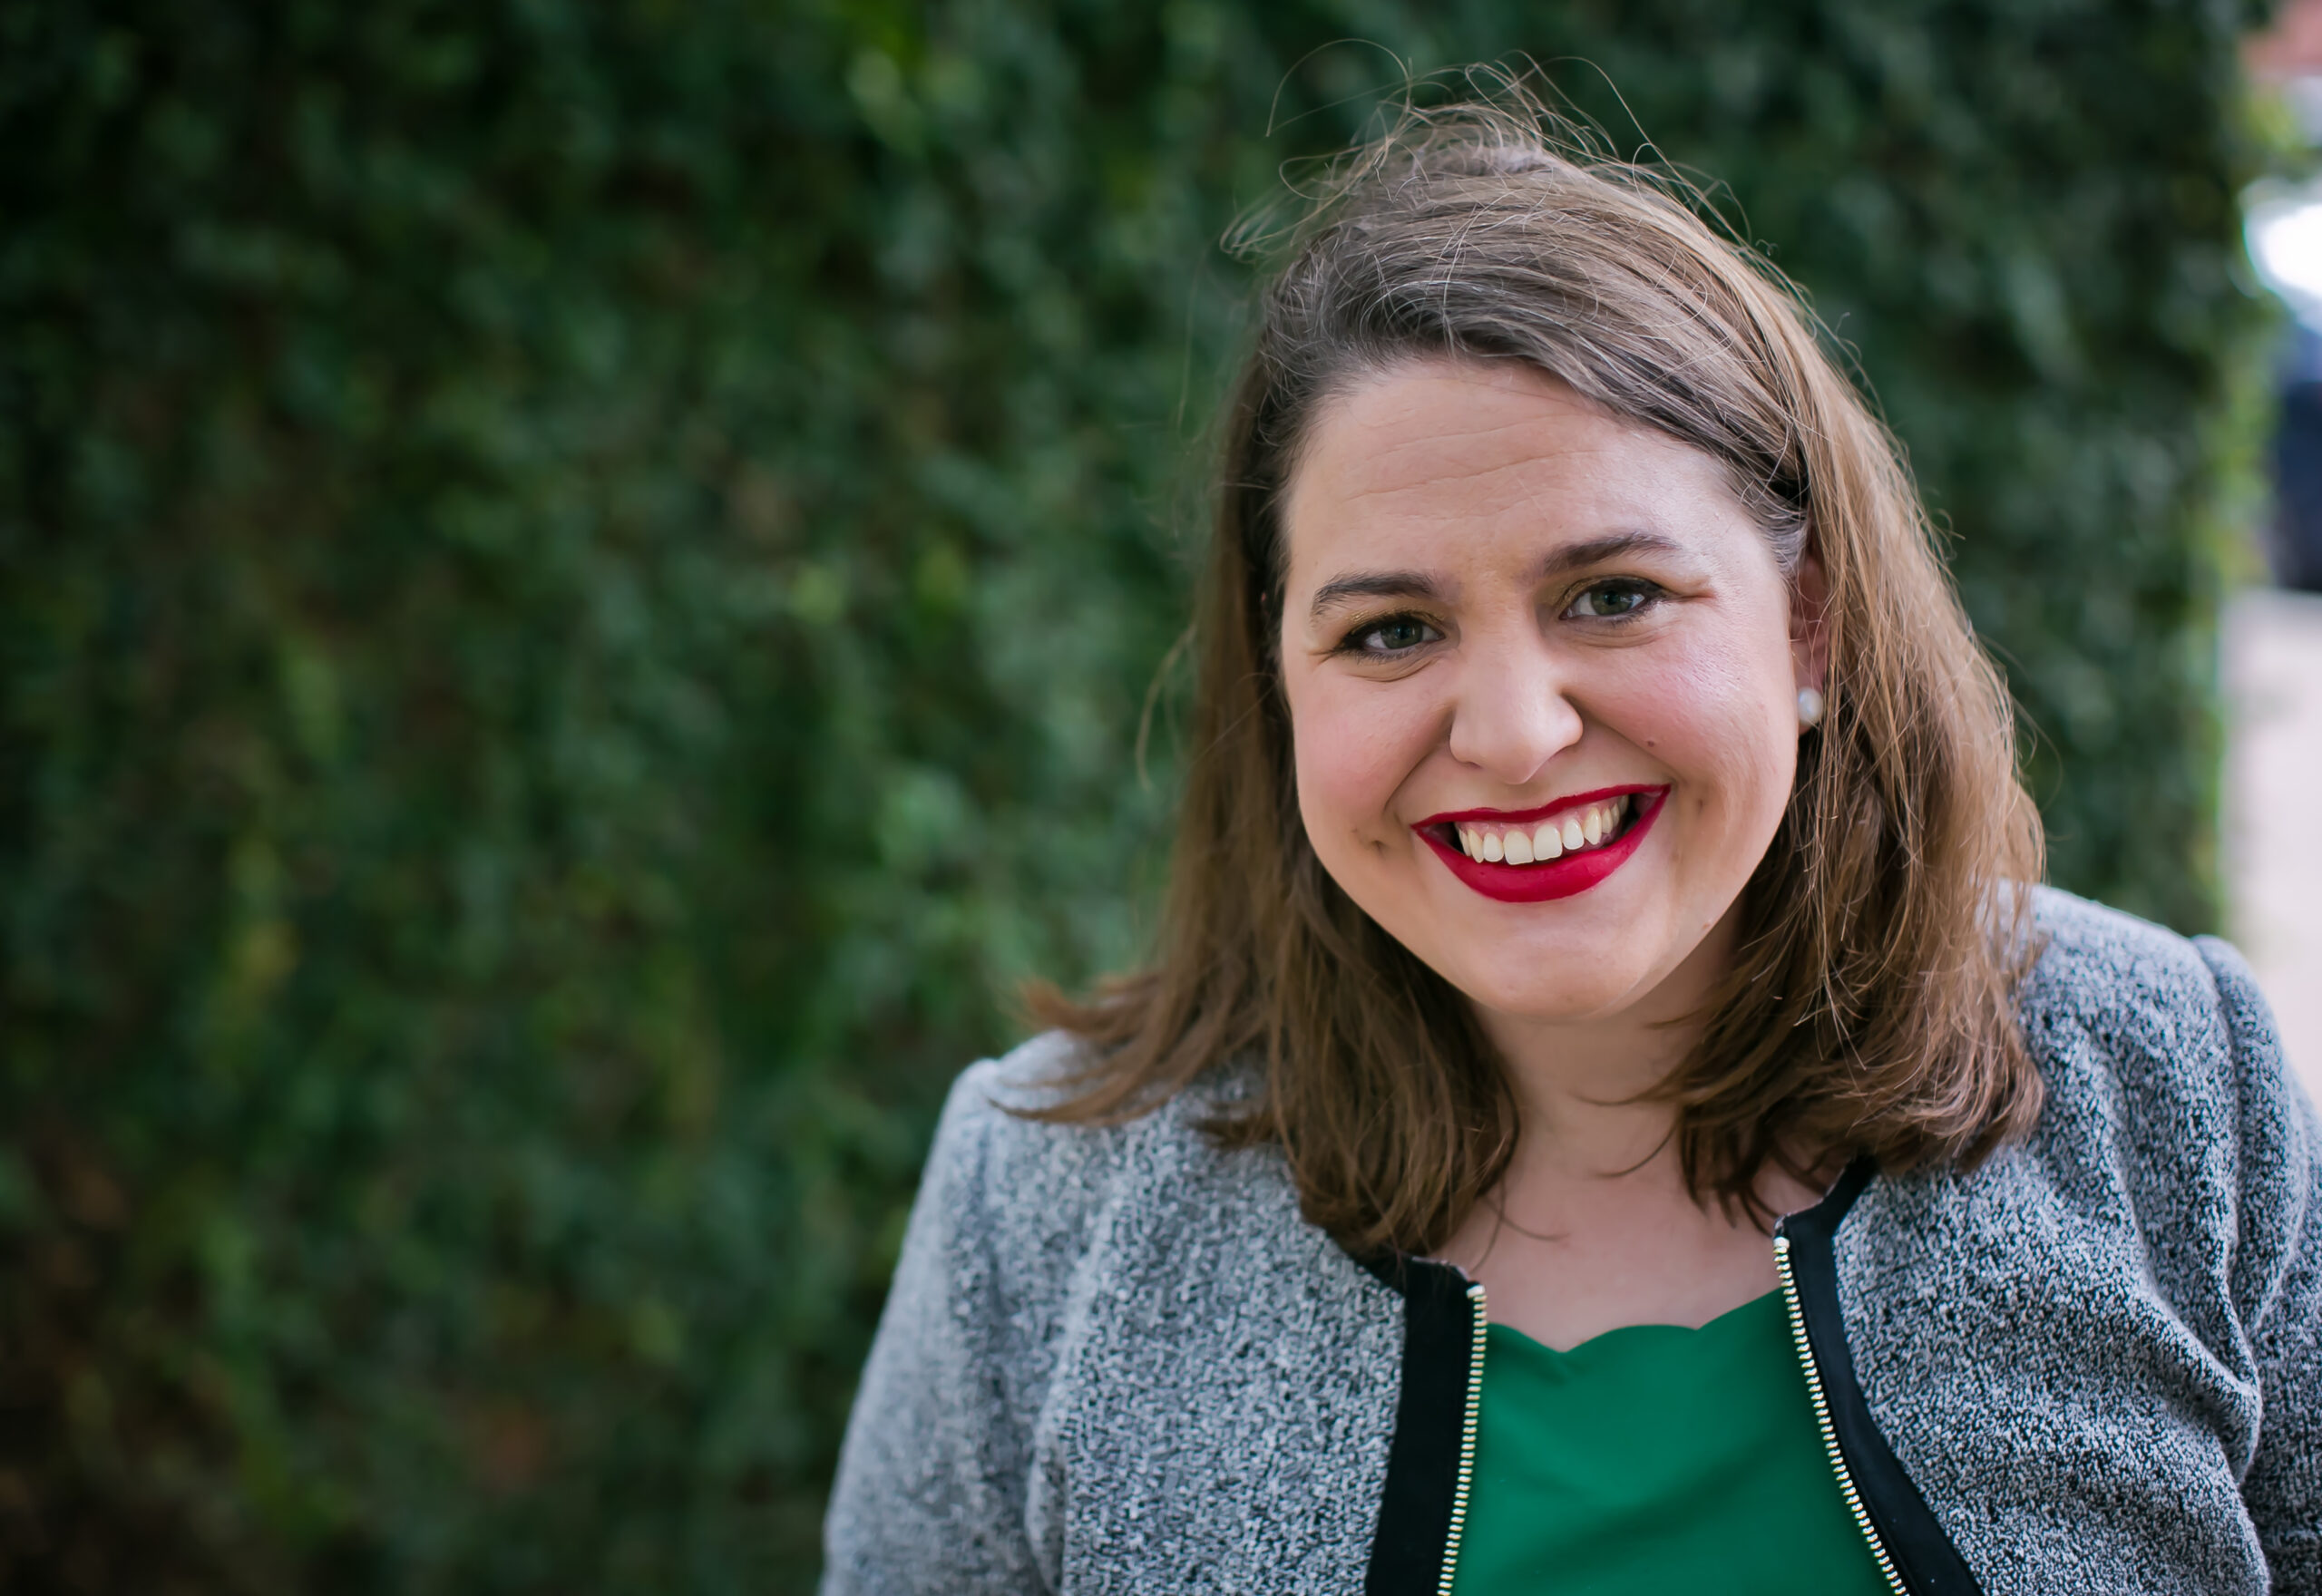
left=1280, top=359, right=1748, bottom=580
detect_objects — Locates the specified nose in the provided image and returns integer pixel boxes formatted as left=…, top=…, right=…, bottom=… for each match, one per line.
left=1444, top=632, right=1584, bottom=787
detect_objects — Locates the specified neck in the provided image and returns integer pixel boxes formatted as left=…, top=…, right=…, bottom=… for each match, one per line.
left=1470, top=906, right=1736, bottom=1189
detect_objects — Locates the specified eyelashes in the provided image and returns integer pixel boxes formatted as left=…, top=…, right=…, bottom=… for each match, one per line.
left=1333, top=613, right=1443, bottom=657
left=1563, top=578, right=1665, bottom=619
left=1328, top=579, right=1670, bottom=657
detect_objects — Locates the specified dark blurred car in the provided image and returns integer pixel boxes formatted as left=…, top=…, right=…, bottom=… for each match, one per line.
left=2273, top=323, right=2322, bottom=591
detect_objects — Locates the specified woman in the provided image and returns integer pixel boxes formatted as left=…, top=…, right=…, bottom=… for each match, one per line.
left=822, top=101, right=2318, bottom=1595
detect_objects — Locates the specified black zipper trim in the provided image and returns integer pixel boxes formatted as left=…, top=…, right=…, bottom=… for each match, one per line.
left=1775, top=1157, right=1985, bottom=1596
left=1357, top=1159, right=1983, bottom=1596
left=1358, top=1253, right=1475, bottom=1594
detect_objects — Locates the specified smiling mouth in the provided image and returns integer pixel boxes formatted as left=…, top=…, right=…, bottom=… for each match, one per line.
left=1431, top=793, right=1640, bottom=865
left=1411, top=785, right=1668, bottom=903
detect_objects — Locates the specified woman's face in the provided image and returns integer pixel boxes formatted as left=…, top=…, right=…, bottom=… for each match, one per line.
left=1277, top=358, right=1820, bottom=1030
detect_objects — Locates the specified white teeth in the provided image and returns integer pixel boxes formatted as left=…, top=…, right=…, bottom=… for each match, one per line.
left=1452, top=793, right=1639, bottom=867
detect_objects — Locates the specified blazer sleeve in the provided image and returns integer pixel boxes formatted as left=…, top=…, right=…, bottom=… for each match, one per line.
left=820, top=1059, right=1049, bottom=1594
left=2197, top=937, right=2322, bottom=1591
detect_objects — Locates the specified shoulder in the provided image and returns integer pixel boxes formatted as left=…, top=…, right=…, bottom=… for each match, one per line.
left=2024, top=882, right=2238, bottom=1027
left=1839, top=892, right=2319, bottom=1584
left=931, top=1029, right=1250, bottom=1181
left=2018, top=884, right=2287, bottom=1114
left=917, top=1033, right=1127, bottom=1257
left=921, top=1031, right=1273, bottom=1273
left=2013, top=886, right=2311, bottom=1289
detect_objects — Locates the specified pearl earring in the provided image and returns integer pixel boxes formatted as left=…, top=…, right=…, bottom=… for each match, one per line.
left=1797, top=686, right=1825, bottom=729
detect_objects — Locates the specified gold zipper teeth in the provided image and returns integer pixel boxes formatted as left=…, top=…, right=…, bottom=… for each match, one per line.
left=1436, top=1280, right=1488, bottom=1596
left=1773, top=1233, right=1909, bottom=1596
left=1437, top=1253, right=1902, bottom=1595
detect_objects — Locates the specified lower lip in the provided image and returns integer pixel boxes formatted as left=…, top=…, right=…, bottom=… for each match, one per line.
left=1417, top=790, right=1667, bottom=903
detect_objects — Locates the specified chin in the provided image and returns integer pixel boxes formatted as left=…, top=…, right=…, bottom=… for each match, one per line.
left=1453, top=964, right=1654, bottom=1025
left=1405, top=892, right=1722, bottom=1028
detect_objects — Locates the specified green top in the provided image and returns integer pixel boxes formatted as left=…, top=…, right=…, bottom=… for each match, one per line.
left=1450, top=1289, right=1892, bottom=1596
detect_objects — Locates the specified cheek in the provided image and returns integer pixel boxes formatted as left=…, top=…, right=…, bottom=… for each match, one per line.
left=1285, top=673, right=1438, bottom=847
left=1623, top=637, right=1798, bottom=830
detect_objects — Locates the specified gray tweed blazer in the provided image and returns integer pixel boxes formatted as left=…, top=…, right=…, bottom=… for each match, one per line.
left=822, top=888, right=2320, bottom=1594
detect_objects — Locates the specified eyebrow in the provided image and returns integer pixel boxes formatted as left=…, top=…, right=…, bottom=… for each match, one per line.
left=1306, top=570, right=1444, bottom=619
left=1528, top=530, right=1688, bottom=578
left=1303, top=530, right=1688, bottom=622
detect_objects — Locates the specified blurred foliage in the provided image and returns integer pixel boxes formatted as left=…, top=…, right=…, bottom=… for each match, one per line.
left=0, top=0, right=2272, bottom=1589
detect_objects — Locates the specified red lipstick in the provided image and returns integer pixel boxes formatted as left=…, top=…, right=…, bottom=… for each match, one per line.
left=1411, top=784, right=1667, bottom=903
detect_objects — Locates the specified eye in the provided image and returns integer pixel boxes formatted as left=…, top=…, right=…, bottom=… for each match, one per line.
left=1564, top=579, right=1663, bottom=620
left=1340, top=613, right=1442, bottom=656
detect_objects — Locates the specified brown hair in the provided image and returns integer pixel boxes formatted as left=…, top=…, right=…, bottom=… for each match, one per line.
left=1027, top=88, right=2044, bottom=1256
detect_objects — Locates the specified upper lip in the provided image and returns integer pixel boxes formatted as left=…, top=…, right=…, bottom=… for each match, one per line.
left=1413, top=783, right=1666, bottom=829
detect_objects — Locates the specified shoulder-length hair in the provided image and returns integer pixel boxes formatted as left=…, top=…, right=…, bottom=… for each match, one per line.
left=1027, top=91, right=2044, bottom=1256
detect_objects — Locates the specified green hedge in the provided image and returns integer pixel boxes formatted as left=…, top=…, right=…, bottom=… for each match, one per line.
left=0, top=1, right=2271, bottom=1588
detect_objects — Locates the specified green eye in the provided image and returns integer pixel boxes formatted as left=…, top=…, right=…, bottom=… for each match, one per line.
left=1342, top=614, right=1441, bottom=655
left=1566, top=581, right=1658, bottom=619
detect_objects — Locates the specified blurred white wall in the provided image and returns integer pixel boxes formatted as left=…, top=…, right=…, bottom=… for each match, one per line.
left=2224, top=587, right=2322, bottom=1103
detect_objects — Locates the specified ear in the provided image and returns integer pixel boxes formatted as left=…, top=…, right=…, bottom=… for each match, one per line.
left=1790, top=541, right=1829, bottom=694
